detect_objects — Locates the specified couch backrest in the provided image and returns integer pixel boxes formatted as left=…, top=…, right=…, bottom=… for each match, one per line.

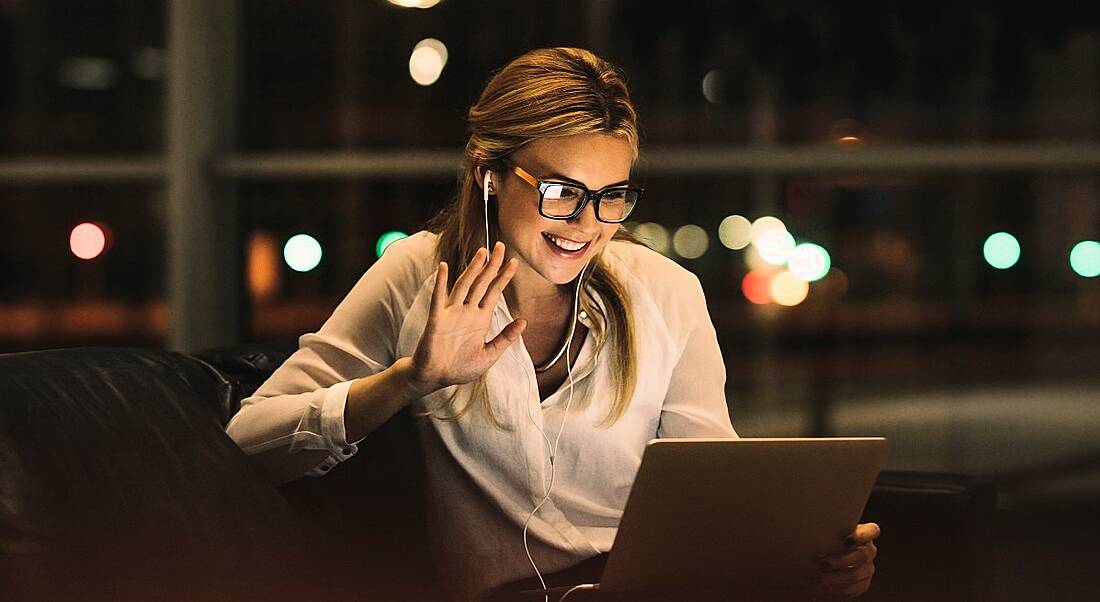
left=195, top=344, right=446, bottom=600
left=0, top=347, right=320, bottom=601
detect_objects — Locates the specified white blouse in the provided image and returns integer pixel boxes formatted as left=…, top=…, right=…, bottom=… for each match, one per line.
left=226, top=231, right=737, bottom=600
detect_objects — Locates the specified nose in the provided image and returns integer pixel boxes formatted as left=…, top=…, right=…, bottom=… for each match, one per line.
left=568, top=195, right=600, bottom=228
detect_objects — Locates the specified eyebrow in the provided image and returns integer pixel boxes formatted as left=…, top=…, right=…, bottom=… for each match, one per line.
left=541, top=171, right=633, bottom=189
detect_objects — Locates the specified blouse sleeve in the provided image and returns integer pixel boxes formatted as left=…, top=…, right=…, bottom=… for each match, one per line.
left=656, top=274, right=738, bottom=438
left=225, top=234, right=431, bottom=477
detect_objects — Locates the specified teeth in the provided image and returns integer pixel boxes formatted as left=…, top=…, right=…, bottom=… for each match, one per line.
left=545, top=233, right=588, bottom=251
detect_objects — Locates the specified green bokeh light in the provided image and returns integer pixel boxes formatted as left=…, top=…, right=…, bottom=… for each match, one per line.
left=982, top=232, right=1020, bottom=270
left=284, top=234, right=323, bottom=272
left=376, top=231, right=410, bottom=258
left=1069, top=240, right=1100, bottom=278
left=787, top=243, right=831, bottom=282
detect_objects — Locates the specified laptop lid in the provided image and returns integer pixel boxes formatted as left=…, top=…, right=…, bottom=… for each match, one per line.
left=598, top=437, right=888, bottom=595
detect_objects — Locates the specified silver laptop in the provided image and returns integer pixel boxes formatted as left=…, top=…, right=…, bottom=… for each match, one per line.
left=537, top=437, right=888, bottom=597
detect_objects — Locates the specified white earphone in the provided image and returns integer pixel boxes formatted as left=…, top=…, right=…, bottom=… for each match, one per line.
left=483, top=170, right=492, bottom=263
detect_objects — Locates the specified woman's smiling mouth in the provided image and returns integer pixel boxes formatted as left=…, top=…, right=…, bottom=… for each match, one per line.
left=542, top=232, right=591, bottom=254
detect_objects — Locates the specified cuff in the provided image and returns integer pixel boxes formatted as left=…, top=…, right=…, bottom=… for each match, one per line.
left=320, top=380, right=362, bottom=458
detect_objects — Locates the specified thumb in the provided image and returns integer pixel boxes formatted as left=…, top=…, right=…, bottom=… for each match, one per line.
left=485, top=319, right=527, bottom=360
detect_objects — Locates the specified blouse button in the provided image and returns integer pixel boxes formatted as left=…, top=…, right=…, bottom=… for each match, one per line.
left=320, top=465, right=331, bottom=472
left=342, top=447, right=354, bottom=456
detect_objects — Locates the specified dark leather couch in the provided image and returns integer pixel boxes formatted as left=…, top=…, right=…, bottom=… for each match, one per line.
left=0, top=345, right=995, bottom=601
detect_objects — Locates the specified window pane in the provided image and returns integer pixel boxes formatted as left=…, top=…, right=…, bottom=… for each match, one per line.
left=624, top=172, right=1100, bottom=433
left=240, top=2, right=1100, bottom=148
left=0, top=1, right=165, bottom=155
left=239, top=178, right=453, bottom=340
left=0, top=184, right=166, bottom=351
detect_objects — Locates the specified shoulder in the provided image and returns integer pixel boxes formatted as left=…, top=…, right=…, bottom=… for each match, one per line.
left=371, top=230, right=440, bottom=283
left=338, top=230, right=439, bottom=310
left=603, top=239, right=705, bottom=303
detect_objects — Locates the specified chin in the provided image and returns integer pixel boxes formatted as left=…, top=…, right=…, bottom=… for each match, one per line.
left=536, top=251, right=597, bottom=285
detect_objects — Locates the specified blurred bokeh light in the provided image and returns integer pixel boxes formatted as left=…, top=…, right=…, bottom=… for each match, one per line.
left=755, top=227, right=796, bottom=266
left=741, top=269, right=773, bottom=305
left=769, top=270, right=810, bottom=306
left=376, top=230, right=410, bottom=257
left=787, top=243, right=831, bottom=282
left=283, top=234, right=323, bottom=272
left=69, top=222, right=108, bottom=260
left=672, top=224, right=709, bottom=259
left=1069, top=240, right=1100, bottom=278
left=632, top=222, right=671, bottom=255
left=718, top=214, right=752, bottom=250
left=983, top=232, right=1021, bottom=270
left=409, top=38, right=448, bottom=86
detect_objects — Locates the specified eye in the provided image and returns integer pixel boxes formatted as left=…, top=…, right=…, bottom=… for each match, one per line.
left=543, top=183, right=582, bottom=200
left=602, top=189, right=628, bottom=202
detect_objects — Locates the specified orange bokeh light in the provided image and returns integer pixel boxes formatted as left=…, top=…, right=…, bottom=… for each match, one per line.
left=741, top=269, right=774, bottom=305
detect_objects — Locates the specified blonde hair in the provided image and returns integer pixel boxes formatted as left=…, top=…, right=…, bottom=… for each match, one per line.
left=425, top=47, right=640, bottom=428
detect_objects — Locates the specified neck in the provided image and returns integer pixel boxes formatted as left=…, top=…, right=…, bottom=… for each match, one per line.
left=504, top=262, right=573, bottom=319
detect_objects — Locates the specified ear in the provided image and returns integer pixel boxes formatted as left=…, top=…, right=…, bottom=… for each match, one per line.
left=474, top=165, right=490, bottom=193
left=473, top=165, right=495, bottom=193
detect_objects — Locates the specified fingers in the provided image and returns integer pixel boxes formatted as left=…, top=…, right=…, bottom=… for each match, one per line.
left=848, top=522, right=881, bottom=547
left=465, top=242, right=506, bottom=305
left=485, top=319, right=527, bottom=359
left=449, top=247, right=488, bottom=305
left=812, top=540, right=877, bottom=600
left=819, top=542, right=876, bottom=572
left=429, top=262, right=448, bottom=317
left=811, top=556, right=876, bottom=599
left=480, top=257, right=518, bottom=309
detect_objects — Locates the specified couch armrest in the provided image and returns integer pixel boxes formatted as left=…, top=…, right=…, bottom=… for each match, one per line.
left=861, top=470, right=996, bottom=602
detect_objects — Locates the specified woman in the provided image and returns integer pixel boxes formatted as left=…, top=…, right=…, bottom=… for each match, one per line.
left=226, top=47, right=878, bottom=601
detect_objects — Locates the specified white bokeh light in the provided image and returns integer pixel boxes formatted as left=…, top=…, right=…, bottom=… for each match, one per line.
left=70, top=222, right=107, bottom=260
left=718, top=214, right=752, bottom=250
left=388, top=0, right=442, bottom=8
left=701, top=70, right=723, bottom=104
left=770, top=270, right=810, bottom=306
left=755, top=228, right=796, bottom=265
left=673, top=225, right=709, bottom=259
left=409, top=38, right=448, bottom=86
left=787, top=243, right=831, bottom=282
left=284, top=234, right=323, bottom=272
left=633, top=222, right=671, bottom=255
left=750, top=216, right=787, bottom=246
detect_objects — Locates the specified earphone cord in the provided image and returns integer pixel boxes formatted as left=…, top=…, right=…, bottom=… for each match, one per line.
left=522, top=263, right=587, bottom=602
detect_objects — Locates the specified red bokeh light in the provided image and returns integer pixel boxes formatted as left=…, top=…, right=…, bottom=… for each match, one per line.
left=741, top=269, right=773, bottom=305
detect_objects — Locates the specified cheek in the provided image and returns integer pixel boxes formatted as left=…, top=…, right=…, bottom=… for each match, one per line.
left=496, top=201, right=544, bottom=243
left=594, top=224, right=620, bottom=249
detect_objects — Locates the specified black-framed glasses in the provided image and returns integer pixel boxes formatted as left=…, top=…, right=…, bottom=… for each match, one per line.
left=509, top=163, right=643, bottom=223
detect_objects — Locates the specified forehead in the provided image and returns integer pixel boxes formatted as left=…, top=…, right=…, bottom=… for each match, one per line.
left=511, top=133, right=633, bottom=188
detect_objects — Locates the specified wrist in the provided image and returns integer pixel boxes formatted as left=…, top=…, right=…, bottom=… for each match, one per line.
left=395, top=356, right=441, bottom=398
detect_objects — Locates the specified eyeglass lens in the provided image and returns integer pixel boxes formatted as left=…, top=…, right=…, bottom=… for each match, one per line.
left=541, top=183, right=638, bottom=222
